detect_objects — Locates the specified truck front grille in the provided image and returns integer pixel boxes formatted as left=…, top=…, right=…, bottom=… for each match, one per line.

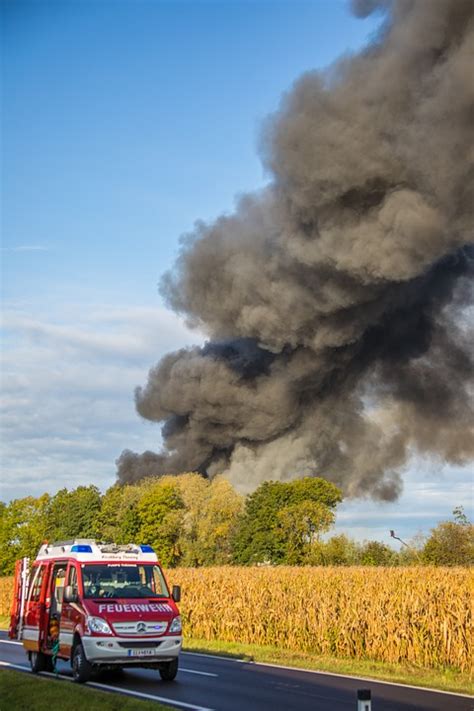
left=117, top=641, right=162, bottom=649
left=113, top=621, right=168, bottom=635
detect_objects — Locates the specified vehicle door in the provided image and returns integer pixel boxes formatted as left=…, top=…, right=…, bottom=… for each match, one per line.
left=48, top=562, right=68, bottom=649
left=59, top=562, right=81, bottom=657
left=23, top=562, right=50, bottom=653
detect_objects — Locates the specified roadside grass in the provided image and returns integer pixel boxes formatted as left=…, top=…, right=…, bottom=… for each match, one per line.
left=183, top=638, right=474, bottom=696
left=0, top=668, right=173, bottom=711
left=0, top=615, right=9, bottom=630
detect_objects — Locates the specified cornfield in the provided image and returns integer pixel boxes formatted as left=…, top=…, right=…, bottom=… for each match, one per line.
left=0, top=577, right=13, bottom=620
left=166, top=567, right=473, bottom=672
left=1, top=567, right=471, bottom=671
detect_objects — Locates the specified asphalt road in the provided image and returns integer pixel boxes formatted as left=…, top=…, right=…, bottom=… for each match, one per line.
left=0, top=631, right=472, bottom=711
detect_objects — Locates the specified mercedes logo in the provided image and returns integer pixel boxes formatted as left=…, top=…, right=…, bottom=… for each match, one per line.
left=136, top=622, right=146, bottom=633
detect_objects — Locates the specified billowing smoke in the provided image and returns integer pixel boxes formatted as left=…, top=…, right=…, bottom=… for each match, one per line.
left=117, top=0, right=474, bottom=500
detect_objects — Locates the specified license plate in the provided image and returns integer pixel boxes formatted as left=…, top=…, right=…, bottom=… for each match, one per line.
left=127, top=648, right=155, bottom=657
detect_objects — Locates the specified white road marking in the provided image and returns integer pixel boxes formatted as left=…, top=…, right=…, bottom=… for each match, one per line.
left=180, top=667, right=218, bottom=677
left=90, top=680, right=215, bottom=710
left=182, top=651, right=248, bottom=663
left=0, top=639, right=21, bottom=645
left=0, top=661, right=29, bottom=670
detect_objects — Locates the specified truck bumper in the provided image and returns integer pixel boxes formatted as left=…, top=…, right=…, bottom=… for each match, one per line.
left=81, top=635, right=182, bottom=664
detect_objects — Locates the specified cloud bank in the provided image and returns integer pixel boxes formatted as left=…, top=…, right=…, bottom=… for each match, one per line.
left=0, top=302, right=199, bottom=500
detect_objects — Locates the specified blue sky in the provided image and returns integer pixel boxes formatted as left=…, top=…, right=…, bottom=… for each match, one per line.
left=1, top=0, right=471, bottom=545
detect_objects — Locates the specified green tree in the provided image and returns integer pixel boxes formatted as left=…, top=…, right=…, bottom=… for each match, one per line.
left=358, top=540, right=397, bottom=566
left=423, top=508, right=474, bottom=566
left=135, top=481, right=185, bottom=567
left=0, top=494, right=51, bottom=574
left=277, top=500, right=335, bottom=564
left=312, top=533, right=359, bottom=566
left=95, top=484, right=143, bottom=543
left=232, top=477, right=342, bottom=564
left=45, top=486, right=102, bottom=541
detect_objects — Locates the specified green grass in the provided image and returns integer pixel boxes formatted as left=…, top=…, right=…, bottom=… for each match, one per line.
left=0, top=615, right=9, bottom=630
left=0, top=669, right=173, bottom=710
left=183, top=638, right=474, bottom=696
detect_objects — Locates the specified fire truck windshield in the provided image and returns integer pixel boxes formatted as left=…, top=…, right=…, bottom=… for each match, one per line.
left=81, top=564, right=170, bottom=599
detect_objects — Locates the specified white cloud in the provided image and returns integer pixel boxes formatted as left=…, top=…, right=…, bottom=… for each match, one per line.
left=1, top=245, right=50, bottom=253
left=0, top=299, right=204, bottom=501
left=334, top=461, right=473, bottom=545
left=1, top=303, right=203, bottom=361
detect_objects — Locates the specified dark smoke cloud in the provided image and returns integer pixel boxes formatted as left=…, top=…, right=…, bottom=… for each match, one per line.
left=117, top=0, right=474, bottom=499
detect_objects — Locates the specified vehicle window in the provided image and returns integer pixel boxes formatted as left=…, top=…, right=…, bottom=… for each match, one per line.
left=28, top=565, right=44, bottom=603
left=67, top=565, right=78, bottom=589
left=81, top=564, right=169, bottom=599
left=51, top=565, right=67, bottom=614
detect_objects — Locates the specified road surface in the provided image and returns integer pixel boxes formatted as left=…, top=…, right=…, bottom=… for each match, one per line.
left=0, top=631, right=472, bottom=711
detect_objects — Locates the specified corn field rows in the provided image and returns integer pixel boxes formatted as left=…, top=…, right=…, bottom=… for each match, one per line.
left=0, top=577, right=13, bottom=620
left=166, top=567, right=472, bottom=672
left=1, top=567, right=471, bottom=671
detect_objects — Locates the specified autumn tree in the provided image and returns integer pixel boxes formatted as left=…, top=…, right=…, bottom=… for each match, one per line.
left=277, top=500, right=335, bottom=564
left=232, top=477, right=342, bottom=564
left=134, top=480, right=185, bottom=567
left=422, top=507, right=474, bottom=566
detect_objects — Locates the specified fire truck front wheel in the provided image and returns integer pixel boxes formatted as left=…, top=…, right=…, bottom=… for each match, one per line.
left=159, top=657, right=179, bottom=682
left=72, top=641, right=93, bottom=683
left=29, top=651, right=54, bottom=673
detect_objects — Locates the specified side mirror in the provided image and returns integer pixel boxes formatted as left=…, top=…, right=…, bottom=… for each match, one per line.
left=172, top=585, right=181, bottom=603
left=64, top=585, right=78, bottom=603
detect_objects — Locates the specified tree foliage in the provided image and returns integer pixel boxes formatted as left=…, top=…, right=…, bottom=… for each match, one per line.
left=0, top=472, right=471, bottom=574
left=46, top=486, right=102, bottom=541
left=423, top=508, right=474, bottom=566
left=232, top=477, right=342, bottom=564
left=0, top=495, right=50, bottom=575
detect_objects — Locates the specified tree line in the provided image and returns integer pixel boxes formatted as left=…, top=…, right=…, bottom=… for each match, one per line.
left=0, top=473, right=472, bottom=575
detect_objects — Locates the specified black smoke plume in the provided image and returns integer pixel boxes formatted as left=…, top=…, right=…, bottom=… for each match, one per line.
left=117, top=0, right=474, bottom=499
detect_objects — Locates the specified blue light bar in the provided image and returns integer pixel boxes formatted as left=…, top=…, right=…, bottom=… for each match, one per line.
left=71, top=544, right=93, bottom=553
left=140, top=545, right=154, bottom=553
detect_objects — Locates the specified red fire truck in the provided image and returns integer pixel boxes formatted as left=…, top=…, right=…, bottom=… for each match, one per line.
left=9, top=539, right=182, bottom=683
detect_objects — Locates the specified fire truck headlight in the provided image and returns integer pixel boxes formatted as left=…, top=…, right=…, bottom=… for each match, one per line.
left=169, top=616, right=182, bottom=634
left=86, top=617, right=113, bottom=635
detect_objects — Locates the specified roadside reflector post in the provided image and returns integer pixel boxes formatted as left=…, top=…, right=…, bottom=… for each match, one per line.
left=357, top=689, right=371, bottom=711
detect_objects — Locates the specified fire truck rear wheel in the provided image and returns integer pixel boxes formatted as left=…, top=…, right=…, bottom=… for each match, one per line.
left=29, top=651, right=52, bottom=673
left=72, top=641, right=93, bottom=683
left=159, top=657, right=178, bottom=681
